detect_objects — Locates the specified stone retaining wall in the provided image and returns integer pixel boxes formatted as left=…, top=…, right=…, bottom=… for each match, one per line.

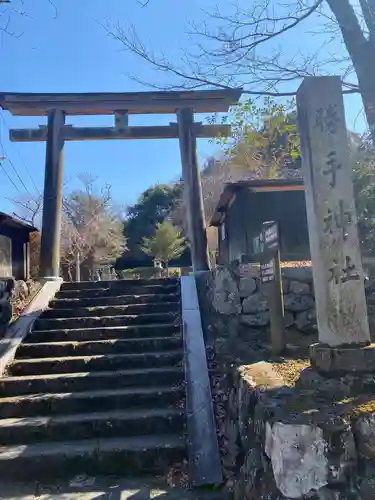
left=217, top=361, right=375, bottom=499
left=196, top=264, right=318, bottom=364
left=197, top=265, right=375, bottom=499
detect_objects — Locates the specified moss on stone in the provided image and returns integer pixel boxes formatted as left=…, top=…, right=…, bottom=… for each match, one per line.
left=272, top=359, right=310, bottom=387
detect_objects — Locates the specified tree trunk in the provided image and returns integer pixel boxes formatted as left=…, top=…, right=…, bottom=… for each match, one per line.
left=327, top=0, right=375, bottom=143
left=75, top=251, right=81, bottom=282
left=67, top=264, right=72, bottom=282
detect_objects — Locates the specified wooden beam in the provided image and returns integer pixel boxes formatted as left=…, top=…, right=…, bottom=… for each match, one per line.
left=0, top=88, right=242, bottom=116
left=9, top=124, right=231, bottom=142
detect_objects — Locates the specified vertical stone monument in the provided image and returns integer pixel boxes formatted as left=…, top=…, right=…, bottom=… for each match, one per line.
left=297, top=76, right=374, bottom=372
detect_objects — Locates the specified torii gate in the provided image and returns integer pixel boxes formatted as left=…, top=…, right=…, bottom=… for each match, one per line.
left=0, top=89, right=241, bottom=278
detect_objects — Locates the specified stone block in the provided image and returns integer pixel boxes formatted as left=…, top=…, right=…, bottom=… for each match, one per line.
left=241, top=312, right=270, bottom=327
left=241, top=448, right=263, bottom=499
left=238, top=276, right=257, bottom=298
left=282, top=277, right=290, bottom=294
left=265, top=421, right=329, bottom=497
left=284, top=293, right=314, bottom=312
left=283, top=311, right=294, bottom=328
left=212, top=268, right=242, bottom=315
left=353, top=413, right=375, bottom=459
left=295, top=308, right=317, bottom=332
left=358, top=476, right=375, bottom=500
left=289, top=280, right=311, bottom=295
left=282, top=267, right=313, bottom=283
left=312, top=486, right=353, bottom=499
left=310, top=343, right=375, bottom=374
left=236, top=363, right=284, bottom=453
left=368, top=314, right=375, bottom=336
left=263, top=408, right=356, bottom=498
left=242, top=292, right=268, bottom=314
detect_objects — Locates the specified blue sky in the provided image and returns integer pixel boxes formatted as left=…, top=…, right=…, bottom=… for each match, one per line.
left=0, top=0, right=365, bottom=217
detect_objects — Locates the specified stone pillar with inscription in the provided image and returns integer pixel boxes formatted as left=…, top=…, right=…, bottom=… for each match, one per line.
left=297, top=76, right=374, bottom=373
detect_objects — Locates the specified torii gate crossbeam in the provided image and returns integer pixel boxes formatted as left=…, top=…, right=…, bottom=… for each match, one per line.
left=0, top=88, right=242, bottom=277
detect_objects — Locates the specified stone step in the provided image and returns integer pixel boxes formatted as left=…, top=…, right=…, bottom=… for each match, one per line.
left=41, top=302, right=180, bottom=319
left=57, top=284, right=179, bottom=299
left=61, top=278, right=178, bottom=291
left=34, top=312, right=179, bottom=331
left=0, top=408, right=185, bottom=445
left=17, top=336, right=183, bottom=358
left=26, top=323, right=180, bottom=343
left=0, top=367, right=184, bottom=397
left=0, top=434, right=186, bottom=480
left=51, top=293, right=180, bottom=309
left=10, top=351, right=183, bottom=376
left=0, top=477, right=226, bottom=499
left=0, top=385, right=183, bottom=418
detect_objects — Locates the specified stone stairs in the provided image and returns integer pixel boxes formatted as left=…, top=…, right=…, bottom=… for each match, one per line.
left=0, top=278, right=188, bottom=481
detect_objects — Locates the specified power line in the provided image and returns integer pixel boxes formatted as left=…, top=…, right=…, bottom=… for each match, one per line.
left=7, top=155, right=31, bottom=194
left=0, top=159, right=21, bottom=193
left=13, top=145, right=40, bottom=194
left=0, top=113, right=23, bottom=193
left=0, top=115, right=31, bottom=193
left=0, top=112, right=41, bottom=194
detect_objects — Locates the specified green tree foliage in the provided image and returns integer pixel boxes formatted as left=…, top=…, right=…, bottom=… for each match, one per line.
left=352, top=146, right=375, bottom=256
left=211, top=97, right=300, bottom=178
left=141, top=221, right=186, bottom=271
left=124, top=184, right=183, bottom=262
left=221, top=98, right=375, bottom=255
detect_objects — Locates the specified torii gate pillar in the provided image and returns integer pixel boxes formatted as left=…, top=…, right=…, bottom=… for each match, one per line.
left=177, top=108, right=210, bottom=272
left=39, top=109, right=65, bottom=278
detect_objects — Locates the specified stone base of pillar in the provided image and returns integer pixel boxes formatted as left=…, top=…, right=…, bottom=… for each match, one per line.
left=310, top=342, right=375, bottom=374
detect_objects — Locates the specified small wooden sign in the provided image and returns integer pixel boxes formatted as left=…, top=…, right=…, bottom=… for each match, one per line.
left=260, top=259, right=275, bottom=284
left=263, top=221, right=279, bottom=251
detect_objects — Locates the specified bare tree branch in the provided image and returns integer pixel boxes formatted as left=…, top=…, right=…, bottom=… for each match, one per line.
left=0, top=0, right=58, bottom=37
left=106, top=1, right=360, bottom=99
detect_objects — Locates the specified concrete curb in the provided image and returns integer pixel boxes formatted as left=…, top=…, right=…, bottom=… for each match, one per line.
left=0, top=279, right=63, bottom=376
left=181, top=275, right=222, bottom=488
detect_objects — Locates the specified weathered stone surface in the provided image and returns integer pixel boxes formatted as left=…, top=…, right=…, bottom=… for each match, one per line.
left=262, top=413, right=356, bottom=498
left=241, top=448, right=263, bottom=499
left=282, top=277, right=290, bottom=294
left=310, top=343, right=375, bottom=374
left=265, top=421, right=328, bottom=498
left=358, top=476, right=375, bottom=500
left=323, top=416, right=356, bottom=486
left=289, top=280, right=311, bottom=295
left=368, top=315, right=375, bottom=336
left=212, top=268, right=242, bottom=315
left=283, top=311, right=294, bottom=328
left=237, top=363, right=284, bottom=453
left=242, top=292, right=268, bottom=314
left=241, top=312, right=270, bottom=327
left=313, top=486, right=352, bottom=499
left=295, top=308, right=317, bottom=332
left=297, top=77, right=370, bottom=347
left=284, top=293, right=314, bottom=312
left=354, top=413, right=375, bottom=459
left=239, top=277, right=257, bottom=298
left=282, top=267, right=313, bottom=283
left=297, top=367, right=349, bottom=395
